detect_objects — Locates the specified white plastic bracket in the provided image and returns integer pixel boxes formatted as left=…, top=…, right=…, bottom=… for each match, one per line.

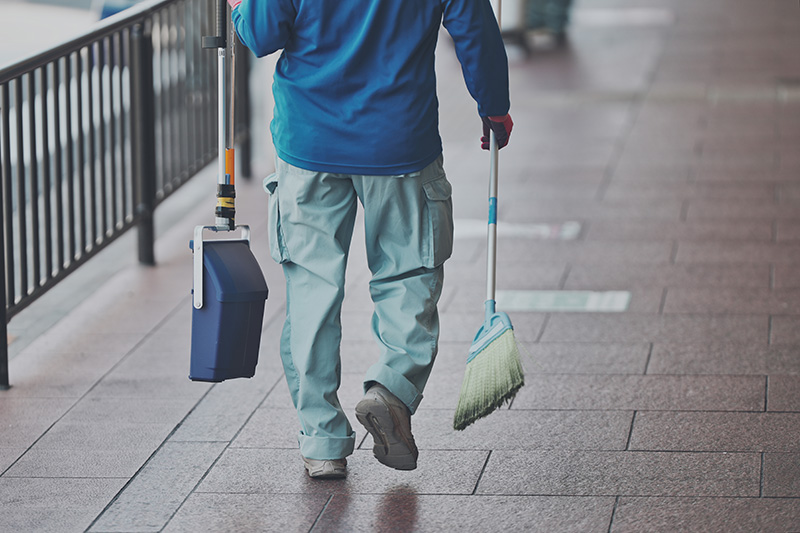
left=192, top=224, right=251, bottom=309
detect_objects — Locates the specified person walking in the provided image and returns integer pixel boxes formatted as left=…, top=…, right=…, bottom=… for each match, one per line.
left=526, top=0, right=573, bottom=47
left=228, top=0, right=513, bottom=479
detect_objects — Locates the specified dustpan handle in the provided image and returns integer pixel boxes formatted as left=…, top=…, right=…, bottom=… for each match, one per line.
left=203, top=0, right=236, bottom=229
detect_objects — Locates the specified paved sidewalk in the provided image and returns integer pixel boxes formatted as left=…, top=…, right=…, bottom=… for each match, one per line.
left=3, top=0, right=800, bottom=531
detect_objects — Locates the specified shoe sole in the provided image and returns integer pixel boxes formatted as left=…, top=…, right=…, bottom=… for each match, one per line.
left=355, top=397, right=418, bottom=471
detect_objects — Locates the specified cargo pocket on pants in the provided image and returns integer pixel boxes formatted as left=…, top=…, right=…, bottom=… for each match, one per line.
left=422, top=175, right=454, bottom=268
left=264, top=173, right=290, bottom=264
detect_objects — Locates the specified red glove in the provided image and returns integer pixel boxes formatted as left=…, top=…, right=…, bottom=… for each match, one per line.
left=481, top=114, right=513, bottom=150
left=227, top=0, right=241, bottom=8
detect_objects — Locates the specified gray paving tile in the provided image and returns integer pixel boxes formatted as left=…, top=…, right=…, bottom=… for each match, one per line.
left=501, top=165, right=609, bottom=187
left=0, top=478, right=127, bottom=533
left=763, top=453, right=800, bottom=497
left=504, top=200, right=683, bottom=222
left=626, top=289, right=668, bottom=313
left=616, top=148, right=696, bottom=167
left=628, top=412, right=800, bottom=452
left=700, top=133, right=782, bottom=154
left=505, top=138, right=617, bottom=166
left=0, top=398, right=75, bottom=448
left=686, top=199, right=800, bottom=220
left=584, top=219, right=772, bottom=242
left=768, top=375, right=800, bottom=412
left=24, top=419, right=177, bottom=453
left=405, top=409, right=632, bottom=451
left=648, top=343, right=800, bottom=375
left=315, top=494, right=615, bottom=533
left=611, top=164, right=691, bottom=182
left=441, top=264, right=568, bottom=312
left=517, top=342, right=650, bottom=374
left=540, top=314, right=767, bottom=344
left=565, top=263, right=769, bottom=289
left=85, top=343, right=213, bottom=399
left=676, top=242, right=800, bottom=264
left=770, top=316, right=800, bottom=344
left=231, top=407, right=321, bottom=450
left=63, top=397, right=198, bottom=425
left=162, top=493, right=328, bottom=533
left=86, top=369, right=211, bottom=400
left=603, top=182, right=775, bottom=201
left=777, top=221, right=800, bottom=243
left=197, top=448, right=487, bottom=495
left=612, top=497, right=800, bottom=533
left=476, top=450, right=760, bottom=497
left=692, top=166, right=782, bottom=183
left=6, top=447, right=157, bottom=478
left=778, top=185, right=800, bottom=204
left=494, top=241, right=674, bottom=265
left=512, top=375, right=765, bottom=411
left=0, top=449, right=24, bottom=473
left=169, top=369, right=283, bottom=442
left=664, top=287, right=800, bottom=314
left=460, top=178, right=604, bottom=202
left=440, top=311, right=548, bottom=344
left=90, top=442, right=227, bottom=533
left=12, top=332, right=144, bottom=360
left=4, top=349, right=127, bottom=398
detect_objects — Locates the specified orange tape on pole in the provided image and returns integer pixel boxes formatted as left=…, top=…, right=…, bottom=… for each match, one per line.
left=225, top=148, right=235, bottom=185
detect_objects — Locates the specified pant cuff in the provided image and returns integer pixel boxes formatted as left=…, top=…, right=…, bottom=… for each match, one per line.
left=298, top=432, right=356, bottom=461
left=363, top=364, right=424, bottom=414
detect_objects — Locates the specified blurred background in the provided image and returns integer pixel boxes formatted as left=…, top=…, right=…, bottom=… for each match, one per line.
left=0, top=0, right=142, bottom=68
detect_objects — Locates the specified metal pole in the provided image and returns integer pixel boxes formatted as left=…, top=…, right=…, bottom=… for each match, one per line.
left=131, top=21, right=156, bottom=266
left=203, top=0, right=234, bottom=230
left=238, top=44, right=252, bottom=180
left=485, top=0, right=502, bottom=305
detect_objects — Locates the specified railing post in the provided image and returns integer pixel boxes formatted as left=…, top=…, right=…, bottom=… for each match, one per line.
left=0, top=171, right=8, bottom=390
left=0, top=84, right=10, bottom=389
left=0, top=212, right=8, bottom=390
left=131, top=20, right=156, bottom=266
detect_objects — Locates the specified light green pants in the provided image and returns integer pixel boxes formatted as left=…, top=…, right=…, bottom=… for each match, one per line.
left=264, top=156, right=453, bottom=460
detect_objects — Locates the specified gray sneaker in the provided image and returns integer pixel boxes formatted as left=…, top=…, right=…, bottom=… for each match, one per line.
left=303, top=457, right=347, bottom=479
left=355, top=384, right=418, bottom=470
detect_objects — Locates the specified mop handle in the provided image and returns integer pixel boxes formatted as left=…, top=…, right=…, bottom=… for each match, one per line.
left=486, top=0, right=502, bottom=304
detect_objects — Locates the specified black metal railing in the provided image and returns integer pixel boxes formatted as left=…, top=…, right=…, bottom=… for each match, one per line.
left=0, top=0, right=251, bottom=387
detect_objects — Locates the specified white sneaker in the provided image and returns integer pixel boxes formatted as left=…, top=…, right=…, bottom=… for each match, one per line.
left=303, top=457, right=347, bottom=479
left=355, top=384, right=418, bottom=470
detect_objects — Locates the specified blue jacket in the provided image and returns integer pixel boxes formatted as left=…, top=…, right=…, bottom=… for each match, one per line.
left=232, top=0, right=510, bottom=175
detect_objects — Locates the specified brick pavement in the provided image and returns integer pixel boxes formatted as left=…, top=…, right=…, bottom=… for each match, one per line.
left=2, top=0, right=800, bottom=531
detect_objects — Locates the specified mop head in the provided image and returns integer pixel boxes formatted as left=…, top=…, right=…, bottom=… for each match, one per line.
left=453, top=327, right=524, bottom=431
